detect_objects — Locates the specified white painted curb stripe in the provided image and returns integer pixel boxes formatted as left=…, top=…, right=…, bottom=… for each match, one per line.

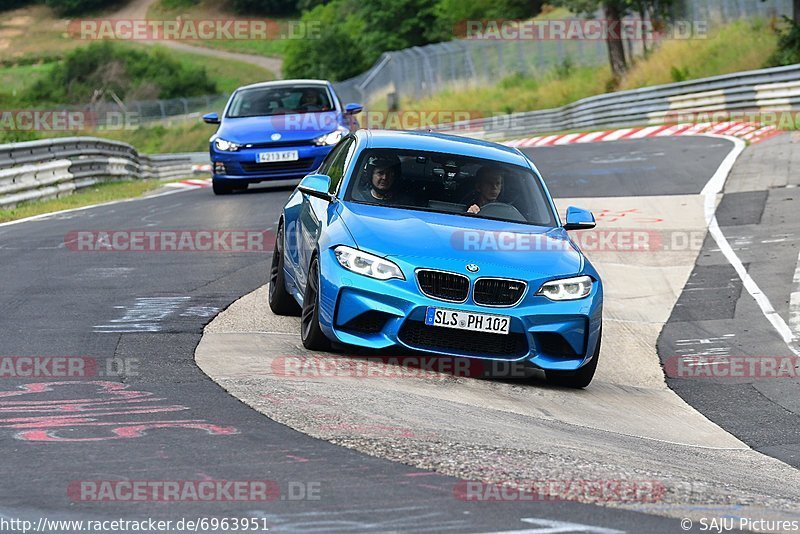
left=700, top=133, right=799, bottom=355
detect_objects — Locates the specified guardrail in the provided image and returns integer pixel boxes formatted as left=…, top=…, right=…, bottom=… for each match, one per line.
left=431, top=63, right=800, bottom=140
left=0, top=137, right=194, bottom=208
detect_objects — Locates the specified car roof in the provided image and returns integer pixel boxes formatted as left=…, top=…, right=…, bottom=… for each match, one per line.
left=236, top=79, right=331, bottom=91
left=357, top=129, right=531, bottom=168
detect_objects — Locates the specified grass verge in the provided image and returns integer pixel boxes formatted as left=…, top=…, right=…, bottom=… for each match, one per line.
left=0, top=179, right=180, bottom=223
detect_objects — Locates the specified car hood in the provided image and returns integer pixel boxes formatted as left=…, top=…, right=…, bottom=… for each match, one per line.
left=338, top=201, right=583, bottom=278
left=217, top=112, right=341, bottom=144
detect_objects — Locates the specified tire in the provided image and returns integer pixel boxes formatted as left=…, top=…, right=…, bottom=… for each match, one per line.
left=300, top=257, right=332, bottom=351
left=268, top=225, right=301, bottom=316
left=545, top=329, right=601, bottom=389
left=212, top=180, right=233, bottom=195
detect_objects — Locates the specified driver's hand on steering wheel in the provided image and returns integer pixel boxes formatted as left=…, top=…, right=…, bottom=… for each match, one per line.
left=467, top=204, right=480, bottom=214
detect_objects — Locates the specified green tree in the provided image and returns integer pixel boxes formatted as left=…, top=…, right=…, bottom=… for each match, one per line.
left=283, top=0, right=368, bottom=81
left=554, top=0, right=674, bottom=81
left=429, top=0, right=544, bottom=41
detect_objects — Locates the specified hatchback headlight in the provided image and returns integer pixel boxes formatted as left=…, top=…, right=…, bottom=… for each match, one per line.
left=536, top=275, right=593, bottom=301
left=214, top=138, right=242, bottom=151
left=313, top=127, right=347, bottom=146
left=334, top=246, right=404, bottom=280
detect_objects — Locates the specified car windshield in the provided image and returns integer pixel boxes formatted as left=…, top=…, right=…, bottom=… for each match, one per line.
left=344, top=148, right=558, bottom=227
left=226, top=85, right=333, bottom=118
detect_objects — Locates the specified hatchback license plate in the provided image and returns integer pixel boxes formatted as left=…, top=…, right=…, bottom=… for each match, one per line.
left=257, top=150, right=298, bottom=163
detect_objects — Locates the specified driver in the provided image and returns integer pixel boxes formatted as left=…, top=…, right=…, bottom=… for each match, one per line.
left=361, top=154, right=412, bottom=205
left=298, top=89, right=322, bottom=110
left=466, top=166, right=504, bottom=214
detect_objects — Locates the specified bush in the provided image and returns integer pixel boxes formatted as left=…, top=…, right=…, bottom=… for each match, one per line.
left=44, top=0, right=124, bottom=15
left=229, top=0, right=297, bottom=15
left=26, top=42, right=217, bottom=105
left=765, top=16, right=800, bottom=67
left=1, top=0, right=38, bottom=11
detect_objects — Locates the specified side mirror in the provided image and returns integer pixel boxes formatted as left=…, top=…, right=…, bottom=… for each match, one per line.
left=298, top=174, right=332, bottom=201
left=344, top=103, right=363, bottom=115
left=563, top=206, right=596, bottom=230
left=202, top=112, right=220, bottom=124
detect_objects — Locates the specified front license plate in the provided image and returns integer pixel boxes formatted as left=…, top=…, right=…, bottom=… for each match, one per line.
left=257, top=150, right=298, bottom=163
left=424, top=307, right=510, bottom=335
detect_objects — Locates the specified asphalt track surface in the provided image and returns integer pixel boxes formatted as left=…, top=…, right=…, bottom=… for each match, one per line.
left=0, top=135, right=765, bottom=533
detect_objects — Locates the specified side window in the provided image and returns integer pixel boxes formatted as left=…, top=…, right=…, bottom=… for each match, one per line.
left=326, top=137, right=356, bottom=195
left=318, top=138, right=347, bottom=175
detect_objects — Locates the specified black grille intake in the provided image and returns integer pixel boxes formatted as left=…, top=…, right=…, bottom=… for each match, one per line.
left=473, top=278, right=527, bottom=306
left=240, top=158, right=315, bottom=173
left=399, top=321, right=528, bottom=358
left=416, top=269, right=469, bottom=302
left=339, top=311, right=391, bottom=334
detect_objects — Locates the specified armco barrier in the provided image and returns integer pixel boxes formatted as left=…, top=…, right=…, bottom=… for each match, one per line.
left=431, top=64, right=800, bottom=140
left=0, top=137, right=193, bottom=208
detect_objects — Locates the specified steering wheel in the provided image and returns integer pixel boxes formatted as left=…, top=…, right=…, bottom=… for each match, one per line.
left=476, top=202, right=526, bottom=222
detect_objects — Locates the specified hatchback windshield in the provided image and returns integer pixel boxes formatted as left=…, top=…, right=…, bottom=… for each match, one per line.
left=227, top=86, right=333, bottom=117
left=345, top=149, right=558, bottom=227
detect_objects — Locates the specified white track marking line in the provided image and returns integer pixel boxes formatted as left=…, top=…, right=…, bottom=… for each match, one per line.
left=790, top=251, right=800, bottom=340
left=0, top=187, right=188, bottom=228
left=700, top=133, right=800, bottom=355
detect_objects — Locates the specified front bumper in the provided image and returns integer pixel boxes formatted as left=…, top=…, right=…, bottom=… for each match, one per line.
left=316, top=249, right=603, bottom=372
left=210, top=144, right=331, bottom=183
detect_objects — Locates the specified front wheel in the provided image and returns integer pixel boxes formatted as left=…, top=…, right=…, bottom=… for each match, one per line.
left=300, top=257, right=331, bottom=351
left=545, top=329, right=601, bottom=389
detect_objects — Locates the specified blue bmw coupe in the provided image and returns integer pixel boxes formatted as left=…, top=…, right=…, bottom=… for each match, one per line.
left=203, top=79, right=362, bottom=195
left=270, top=130, right=603, bottom=387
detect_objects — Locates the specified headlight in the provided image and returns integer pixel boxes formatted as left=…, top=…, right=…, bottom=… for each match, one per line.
left=536, top=275, right=593, bottom=301
left=313, top=127, right=347, bottom=146
left=334, top=245, right=404, bottom=280
left=214, top=138, right=242, bottom=151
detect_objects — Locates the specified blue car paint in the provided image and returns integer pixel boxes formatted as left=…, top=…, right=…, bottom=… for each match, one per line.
left=208, top=80, right=359, bottom=185
left=277, top=129, right=603, bottom=371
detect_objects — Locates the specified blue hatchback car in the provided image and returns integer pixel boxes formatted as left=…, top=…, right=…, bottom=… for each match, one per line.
left=203, top=79, right=362, bottom=195
left=270, top=130, right=603, bottom=388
